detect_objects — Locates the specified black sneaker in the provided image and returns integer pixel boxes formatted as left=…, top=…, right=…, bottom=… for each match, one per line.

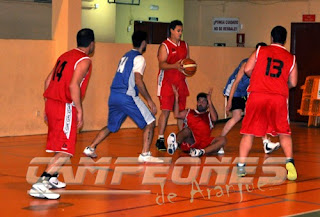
left=155, top=138, right=166, bottom=151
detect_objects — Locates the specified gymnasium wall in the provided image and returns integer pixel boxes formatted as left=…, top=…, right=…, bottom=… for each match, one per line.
left=82, top=0, right=116, bottom=43
left=0, top=40, right=252, bottom=137
left=115, top=0, right=184, bottom=43
left=184, top=0, right=320, bottom=48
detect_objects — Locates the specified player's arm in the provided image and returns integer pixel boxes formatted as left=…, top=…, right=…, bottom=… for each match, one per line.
left=69, top=59, right=91, bottom=129
left=186, top=42, right=190, bottom=59
left=244, top=51, right=256, bottom=77
left=226, top=63, right=246, bottom=115
left=172, top=85, right=187, bottom=119
left=158, top=44, right=183, bottom=71
left=134, top=56, right=157, bottom=115
left=288, top=62, right=298, bottom=89
left=207, top=88, right=218, bottom=123
left=44, top=69, right=54, bottom=92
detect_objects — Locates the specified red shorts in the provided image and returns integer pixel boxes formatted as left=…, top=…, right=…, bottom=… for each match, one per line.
left=45, top=99, right=77, bottom=156
left=180, top=136, right=215, bottom=152
left=240, top=92, right=291, bottom=137
left=159, top=95, right=187, bottom=111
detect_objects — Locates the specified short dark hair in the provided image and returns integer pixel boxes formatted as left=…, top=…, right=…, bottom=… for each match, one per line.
left=169, top=20, right=183, bottom=36
left=77, top=28, right=95, bottom=47
left=271, top=26, right=287, bottom=45
left=255, top=42, right=267, bottom=49
left=197, top=92, right=208, bottom=101
left=132, top=31, right=147, bottom=48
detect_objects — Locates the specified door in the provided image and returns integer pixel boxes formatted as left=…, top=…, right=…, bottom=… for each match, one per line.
left=290, top=23, right=320, bottom=121
left=134, top=21, right=169, bottom=44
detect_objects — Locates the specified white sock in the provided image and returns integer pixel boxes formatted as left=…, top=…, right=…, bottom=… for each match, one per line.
left=238, top=163, right=245, bottom=167
left=158, top=135, right=164, bottom=139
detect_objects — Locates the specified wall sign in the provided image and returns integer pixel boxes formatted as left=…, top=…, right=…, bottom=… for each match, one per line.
left=213, top=18, right=240, bottom=33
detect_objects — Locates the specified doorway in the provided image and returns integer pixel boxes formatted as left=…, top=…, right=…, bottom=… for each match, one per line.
left=134, top=21, right=169, bottom=44
left=289, top=23, right=320, bottom=122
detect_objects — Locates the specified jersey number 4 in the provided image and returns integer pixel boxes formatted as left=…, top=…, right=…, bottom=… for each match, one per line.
left=117, top=57, right=128, bottom=73
left=52, top=60, right=67, bottom=82
left=265, top=57, right=283, bottom=78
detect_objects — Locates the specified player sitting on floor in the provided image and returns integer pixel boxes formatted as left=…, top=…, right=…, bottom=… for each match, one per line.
left=167, top=85, right=226, bottom=157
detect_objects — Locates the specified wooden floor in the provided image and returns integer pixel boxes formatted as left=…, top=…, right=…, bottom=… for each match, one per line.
left=1, top=122, right=320, bottom=217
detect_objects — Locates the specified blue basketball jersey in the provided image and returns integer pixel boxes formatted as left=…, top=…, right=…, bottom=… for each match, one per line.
left=223, top=58, right=250, bottom=97
left=111, top=49, right=142, bottom=97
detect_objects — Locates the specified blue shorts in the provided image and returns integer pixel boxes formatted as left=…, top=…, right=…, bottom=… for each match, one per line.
left=108, top=92, right=155, bottom=133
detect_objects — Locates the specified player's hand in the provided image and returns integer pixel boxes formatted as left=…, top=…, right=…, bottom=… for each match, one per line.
left=44, top=111, right=48, bottom=124
left=172, top=85, right=179, bottom=98
left=174, top=59, right=183, bottom=72
left=207, top=88, right=213, bottom=102
left=77, top=110, right=83, bottom=129
left=148, top=100, right=157, bottom=115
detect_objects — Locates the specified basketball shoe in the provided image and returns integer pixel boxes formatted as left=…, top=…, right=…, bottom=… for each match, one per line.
left=217, top=147, right=225, bottom=155
left=167, top=133, right=178, bottom=155
left=155, top=138, right=166, bottom=151
left=263, top=138, right=280, bottom=154
left=29, top=177, right=60, bottom=200
left=83, top=146, right=97, bottom=158
left=138, top=152, right=164, bottom=163
left=286, top=158, right=297, bottom=181
left=237, top=163, right=246, bottom=177
left=190, top=148, right=205, bottom=157
left=49, top=172, right=66, bottom=189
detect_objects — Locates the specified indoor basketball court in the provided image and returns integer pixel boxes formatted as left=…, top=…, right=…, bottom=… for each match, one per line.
left=1, top=122, right=320, bottom=217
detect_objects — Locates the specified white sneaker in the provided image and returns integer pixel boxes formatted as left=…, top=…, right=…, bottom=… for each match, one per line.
left=83, top=146, right=97, bottom=158
left=217, top=147, right=225, bottom=155
left=167, top=133, right=178, bottom=155
left=29, top=181, right=60, bottom=200
left=263, top=139, right=280, bottom=154
left=138, top=152, right=164, bottom=163
left=190, top=148, right=205, bottom=157
left=49, top=174, right=66, bottom=189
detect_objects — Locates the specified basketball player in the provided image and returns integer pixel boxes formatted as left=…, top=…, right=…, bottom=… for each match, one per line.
left=167, top=85, right=226, bottom=157
left=221, top=42, right=280, bottom=155
left=83, top=31, right=163, bottom=163
left=29, top=28, right=95, bottom=199
left=237, top=26, right=298, bottom=181
left=155, top=20, right=190, bottom=151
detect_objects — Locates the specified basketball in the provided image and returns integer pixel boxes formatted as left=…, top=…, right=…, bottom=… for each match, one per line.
left=181, top=58, right=197, bottom=77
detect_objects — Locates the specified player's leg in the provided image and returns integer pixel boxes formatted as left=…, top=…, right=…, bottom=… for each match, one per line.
left=279, top=134, right=297, bottom=181
left=84, top=92, right=126, bottom=158
left=221, top=109, right=242, bottom=136
left=167, top=127, right=193, bottom=155
left=262, top=135, right=280, bottom=154
left=156, top=109, right=170, bottom=151
left=84, top=126, right=111, bottom=158
left=237, top=134, right=254, bottom=177
left=29, top=100, right=72, bottom=199
left=142, top=120, right=155, bottom=153
left=156, top=94, right=173, bottom=151
left=177, top=95, right=187, bottom=131
left=125, top=95, right=163, bottom=163
left=205, top=136, right=227, bottom=154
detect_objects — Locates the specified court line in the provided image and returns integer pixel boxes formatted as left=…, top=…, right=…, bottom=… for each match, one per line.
left=282, top=208, right=320, bottom=217
left=194, top=200, right=286, bottom=217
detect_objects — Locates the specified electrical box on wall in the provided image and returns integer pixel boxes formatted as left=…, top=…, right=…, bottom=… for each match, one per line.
left=237, top=33, right=245, bottom=47
left=149, top=17, right=158, bottom=22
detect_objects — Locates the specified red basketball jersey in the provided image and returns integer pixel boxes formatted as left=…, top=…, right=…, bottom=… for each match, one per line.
left=44, top=49, right=92, bottom=103
left=184, top=109, right=213, bottom=139
left=157, top=38, right=189, bottom=96
left=247, top=44, right=295, bottom=97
